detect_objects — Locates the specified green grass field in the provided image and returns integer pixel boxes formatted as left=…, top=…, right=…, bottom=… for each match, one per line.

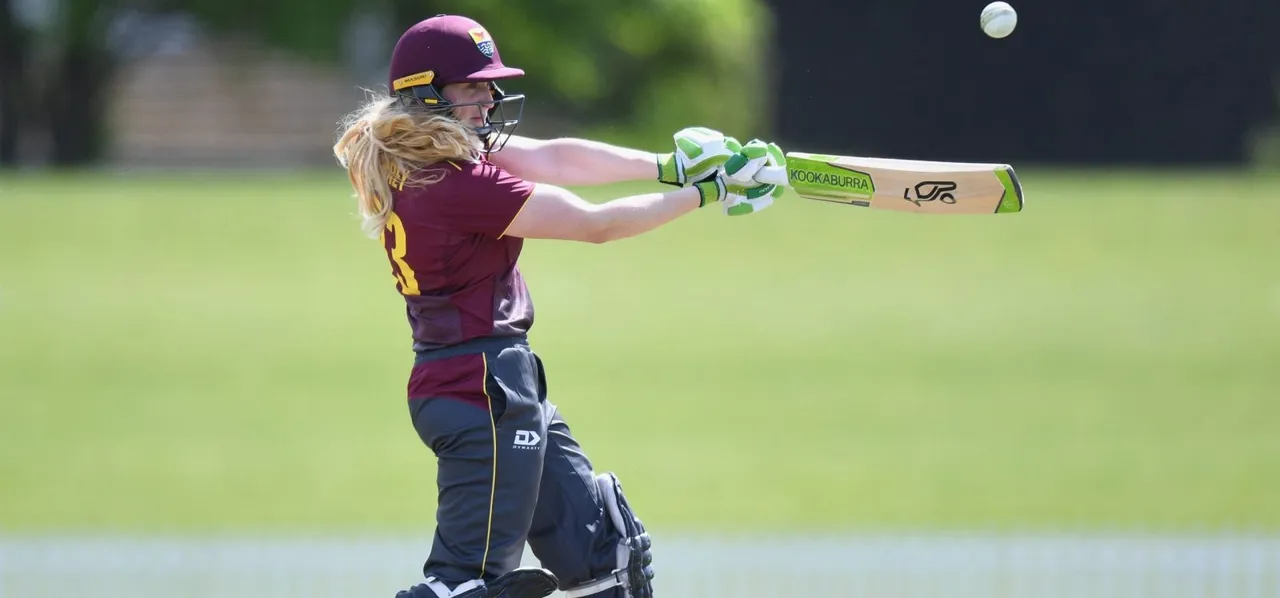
left=1, top=168, right=1277, bottom=535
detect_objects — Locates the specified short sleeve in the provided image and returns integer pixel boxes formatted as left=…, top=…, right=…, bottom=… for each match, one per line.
left=425, top=161, right=534, bottom=238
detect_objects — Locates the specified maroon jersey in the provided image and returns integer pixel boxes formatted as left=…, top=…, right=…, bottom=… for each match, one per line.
left=379, top=158, right=535, bottom=352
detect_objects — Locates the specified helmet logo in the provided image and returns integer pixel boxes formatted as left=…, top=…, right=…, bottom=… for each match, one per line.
left=468, top=27, right=495, bottom=58
left=392, top=70, right=434, bottom=91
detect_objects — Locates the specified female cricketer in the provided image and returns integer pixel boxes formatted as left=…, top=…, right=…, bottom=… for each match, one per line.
left=332, top=13, right=785, bottom=598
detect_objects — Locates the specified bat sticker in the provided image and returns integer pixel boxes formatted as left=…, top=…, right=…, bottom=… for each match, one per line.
left=903, top=181, right=958, bottom=206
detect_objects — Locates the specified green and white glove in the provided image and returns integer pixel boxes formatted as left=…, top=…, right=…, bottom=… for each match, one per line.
left=717, top=139, right=786, bottom=216
left=691, top=140, right=783, bottom=214
left=656, top=126, right=743, bottom=187
left=692, top=174, right=776, bottom=214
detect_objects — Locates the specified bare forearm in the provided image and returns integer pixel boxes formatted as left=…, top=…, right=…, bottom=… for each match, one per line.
left=546, top=138, right=659, bottom=186
left=590, top=186, right=702, bottom=243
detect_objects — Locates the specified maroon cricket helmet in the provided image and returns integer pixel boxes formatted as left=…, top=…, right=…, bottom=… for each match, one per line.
left=387, top=14, right=526, bottom=151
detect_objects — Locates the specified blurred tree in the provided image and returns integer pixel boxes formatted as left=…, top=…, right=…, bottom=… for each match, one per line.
left=382, top=0, right=776, bottom=147
left=0, top=0, right=31, bottom=166
left=1, top=0, right=118, bottom=166
left=3, top=0, right=773, bottom=166
left=177, top=0, right=776, bottom=147
left=42, top=0, right=116, bottom=165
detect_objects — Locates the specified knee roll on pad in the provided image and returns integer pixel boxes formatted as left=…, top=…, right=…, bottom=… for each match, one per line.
left=395, top=567, right=558, bottom=598
left=563, top=473, right=655, bottom=598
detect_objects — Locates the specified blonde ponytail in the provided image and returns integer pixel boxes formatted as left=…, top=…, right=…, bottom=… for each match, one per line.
left=333, top=92, right=483, bottom=238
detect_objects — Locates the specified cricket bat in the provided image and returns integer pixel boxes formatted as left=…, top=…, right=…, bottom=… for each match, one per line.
left=754, top=152, right=1024, bottom=214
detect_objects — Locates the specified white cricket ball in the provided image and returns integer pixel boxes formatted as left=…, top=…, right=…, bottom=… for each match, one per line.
left=980, top=1, right=1018, bottom=38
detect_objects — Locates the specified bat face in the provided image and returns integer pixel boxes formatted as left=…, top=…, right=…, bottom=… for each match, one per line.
left=780, top=152, right=1024, bottom=214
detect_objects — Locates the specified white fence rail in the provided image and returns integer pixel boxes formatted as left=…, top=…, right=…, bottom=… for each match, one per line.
left=2, top=533, right=1279, bottom=598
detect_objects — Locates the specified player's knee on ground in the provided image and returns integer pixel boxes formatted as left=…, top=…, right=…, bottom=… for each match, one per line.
left=562, top=472, right=655, bottom=598
left=395, top=567, right=558, bottom=598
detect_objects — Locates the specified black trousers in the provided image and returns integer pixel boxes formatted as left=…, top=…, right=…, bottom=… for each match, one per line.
left=407, top=338, right=623, bottom=592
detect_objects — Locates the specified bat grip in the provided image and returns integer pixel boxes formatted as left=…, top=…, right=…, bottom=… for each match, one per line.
left=754, top=166, right=789, bottom=187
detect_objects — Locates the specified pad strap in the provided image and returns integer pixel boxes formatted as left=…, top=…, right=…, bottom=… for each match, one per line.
left=562, top=571, right=626, bottom=598
left=425, top=577, right=483, bottom=598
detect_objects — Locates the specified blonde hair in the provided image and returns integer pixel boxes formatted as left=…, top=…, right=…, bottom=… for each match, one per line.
left=333, top=91, right=482, bottom=238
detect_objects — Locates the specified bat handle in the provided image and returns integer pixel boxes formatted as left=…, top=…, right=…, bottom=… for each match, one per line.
left=753, top=166, right=789, bottom=187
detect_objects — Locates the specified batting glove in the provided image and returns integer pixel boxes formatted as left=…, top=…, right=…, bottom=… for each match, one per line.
left=656, top=126, right=743, bottom=187
left=716, top=139, right=786, bottom=216
left=696, top=154, right=773, bottom=215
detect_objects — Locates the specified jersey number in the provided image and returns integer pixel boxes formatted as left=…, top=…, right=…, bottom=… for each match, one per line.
left=382, top=213, right=420, bottom=296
